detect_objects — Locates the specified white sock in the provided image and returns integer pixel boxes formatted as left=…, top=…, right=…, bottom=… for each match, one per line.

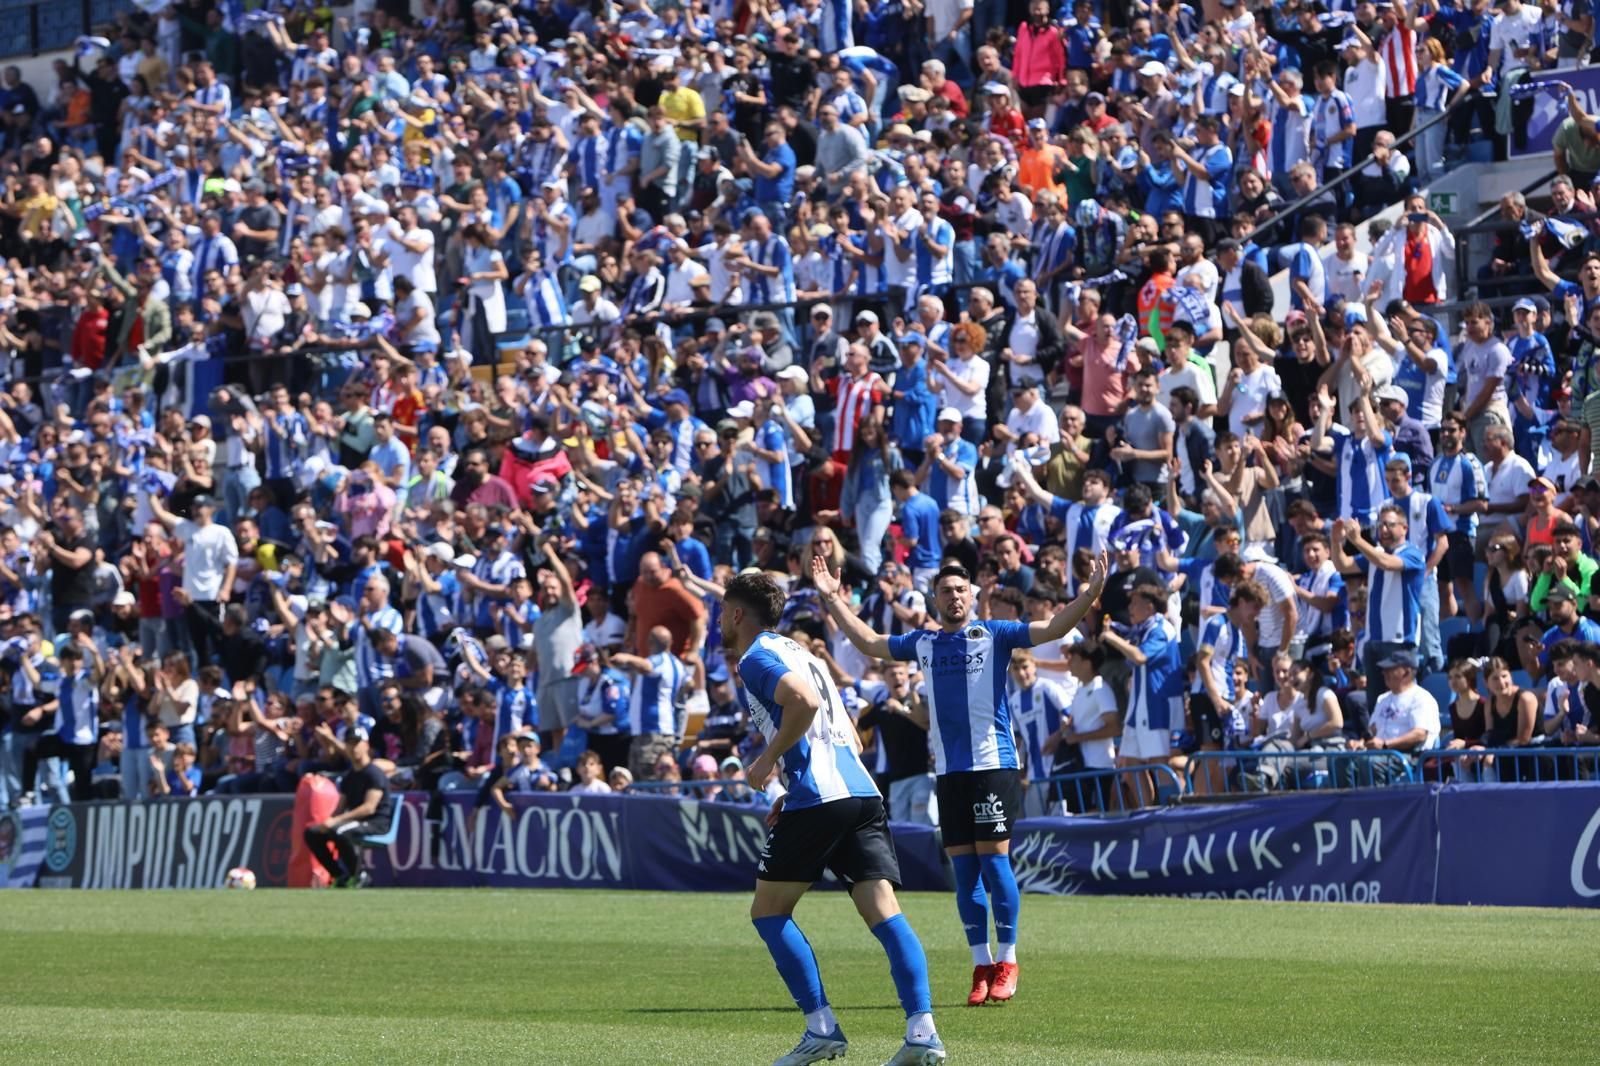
left=907, top=1011, right=937, bottom=1043
left=971, top=943, right=994, bottom=966
left=805, top=1005, right=839, bottom=1035
left=998, top=942, right=1017, bottom=964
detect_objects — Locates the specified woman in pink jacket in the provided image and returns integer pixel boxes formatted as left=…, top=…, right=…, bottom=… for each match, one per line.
left=1012, top=0, right=1067, bottom=119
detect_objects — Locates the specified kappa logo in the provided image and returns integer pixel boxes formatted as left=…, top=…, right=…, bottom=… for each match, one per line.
left=973, top=792, right=1007, bottom=833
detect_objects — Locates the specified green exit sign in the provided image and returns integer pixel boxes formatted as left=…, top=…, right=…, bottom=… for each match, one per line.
left=1428, top=191, right=1458, bottom=216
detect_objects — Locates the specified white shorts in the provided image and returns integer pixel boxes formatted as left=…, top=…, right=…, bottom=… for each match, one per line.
left=1119, top=721, right=1173, bottom=761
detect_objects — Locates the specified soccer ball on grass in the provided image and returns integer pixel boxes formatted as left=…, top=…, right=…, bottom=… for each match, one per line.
left=224, top=867, right=257, bottom=890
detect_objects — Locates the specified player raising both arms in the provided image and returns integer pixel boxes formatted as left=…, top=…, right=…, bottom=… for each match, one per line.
left=724, top=571, right=947, bottom=1066
left=817, top=552, right=1110, bottom=1007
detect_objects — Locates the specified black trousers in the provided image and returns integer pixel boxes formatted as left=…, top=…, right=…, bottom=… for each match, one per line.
left=25, top=735, right=97, bottom=802
left=185, top=600, right=224, bottom=667
left=1386, top=96, right=1415, bottom=141
left=303, top=819, right=383, bottom=882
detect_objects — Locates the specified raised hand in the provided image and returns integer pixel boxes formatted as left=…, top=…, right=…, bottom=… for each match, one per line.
left=810, top=554, right=842, bottom=599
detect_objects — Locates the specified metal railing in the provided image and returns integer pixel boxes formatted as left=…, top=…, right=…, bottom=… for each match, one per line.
left=1241, top=89, right=1482, bottom=249
left=1182, top=747, right=1420, bottom=796
left=1419, top=745, right=1600, bottom=783
left=623, top=779, right=770, bottom=805
left=1033, top=766, right=1185, bottom=815
left=1451, top=164, right=1562, bottom=304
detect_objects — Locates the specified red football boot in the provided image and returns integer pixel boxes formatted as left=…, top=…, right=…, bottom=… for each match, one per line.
left=988, top=961, right=1018, bottom=1002
left=966, top=964, right=992, bottom=1006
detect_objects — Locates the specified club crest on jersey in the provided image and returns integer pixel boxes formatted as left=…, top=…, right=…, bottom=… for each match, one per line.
left=973, top=792, right=1007, bottom=833
left=966, top=626, right=985, bottom=639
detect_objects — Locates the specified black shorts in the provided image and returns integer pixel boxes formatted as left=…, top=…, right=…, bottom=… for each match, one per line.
left=1190, top=691, right=1225, bottom=747
left=1439, top=531, right=1474, bottom=583
left=758, top=796, right=901, bottom=888
left=935, top=769, right=1023, bottom=848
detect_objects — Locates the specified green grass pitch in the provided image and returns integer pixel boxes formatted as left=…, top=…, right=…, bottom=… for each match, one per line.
left=3, top=889, right=1594, bottom=1065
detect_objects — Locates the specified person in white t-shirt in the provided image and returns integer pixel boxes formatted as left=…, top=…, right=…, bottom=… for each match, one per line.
left=1156, top=321, right=1218, bottom=419
left=995, top=383, right=1060, bottom=450
left=385, top=204, right=437, bottom=293
left=1043, top=639, right=1123, bottom=812
left=1321, top=222, right=1368, bottom=304
left=1336, top=649, right=1439, bottom=785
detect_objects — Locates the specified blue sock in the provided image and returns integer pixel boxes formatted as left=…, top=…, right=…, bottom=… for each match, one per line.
left=870, top=914, right=933, bottom=1018
left=980, top=853, right=1021, bottom=950
left=753, top=916, right=828, bottom=1014
left=950, top=853, right=990, bottom=947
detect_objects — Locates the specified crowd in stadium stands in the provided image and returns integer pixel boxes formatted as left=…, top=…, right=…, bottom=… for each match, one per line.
left=4, top=0, right=1600, bottom=823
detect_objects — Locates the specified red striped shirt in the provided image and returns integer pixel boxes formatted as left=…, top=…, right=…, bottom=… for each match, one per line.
left=830, top=372, right=884, bottom=455
left=1381, top=24, right=1418, bottom=97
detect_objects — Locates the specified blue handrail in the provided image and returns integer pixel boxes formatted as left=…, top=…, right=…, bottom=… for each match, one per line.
left=1183, top=747, right=1421, bottom=796
left=1418, top=745, right=1600, bottom=784
left=1033, top=766, right=1185, bottom=815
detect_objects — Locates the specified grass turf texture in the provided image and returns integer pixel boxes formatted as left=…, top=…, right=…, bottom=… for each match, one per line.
left=2, top=890, right=1594, bottom=1065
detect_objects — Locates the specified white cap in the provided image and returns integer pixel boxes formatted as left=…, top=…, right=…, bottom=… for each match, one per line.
left=1139, top=61, right=1168, bottom=78
left=726, top=400, right=755, bottom=420
left=936, top=406, right=962, bottom=424
left=348, top=302, right=373, bottom=319
left=427, top=542, right=455, bottom=562
left=777, top=366, right=808, bottom=383
left=453, top=553, right=478, bottom=568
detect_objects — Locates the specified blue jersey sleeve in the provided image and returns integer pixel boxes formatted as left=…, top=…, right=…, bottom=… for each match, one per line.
left=1398, top=543, right=1426, bottom=573
left=738, top=645, right=788, bottom=708
left=885, top=631, right=922, bottom=662
left=1049, top=496, right=1073, bottom=524
left=1198, top=614, right=1225, bottom=653
left=981, top=618, right=1035, bottom=655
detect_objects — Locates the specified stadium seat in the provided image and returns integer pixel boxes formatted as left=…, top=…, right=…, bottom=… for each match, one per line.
left=358, top=802, right=404, bottom=852
left=1421, top=672, right=1455, bottom=718
left=1510, top=670, right=1535, bottom=693
left=1438, top=617, right=1472, bottom=650
left=436, top=771, right=472, bottom=792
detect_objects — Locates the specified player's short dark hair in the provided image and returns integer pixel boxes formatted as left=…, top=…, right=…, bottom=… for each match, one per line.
left=1131, top=583, right=1168, bottom=610
left=935, top=564, right=971, bottom=587
left=724, top=571, right=786, bottom=628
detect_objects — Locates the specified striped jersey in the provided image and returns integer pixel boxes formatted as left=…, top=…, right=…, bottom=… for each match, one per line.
left=1397, top=489, right=1451, bottom=556
left=1295, top=559, right=1347, bottom=640
left=739, top=632, right=879, bottom=810
left=1361, top=542, right=1426, bottom=645
left=264, top=410, right=310, bottom=480
left=1428, top=450, right=1487, bottom=537
left=489, top=677, right=536, bottom=741
left=829, top=372, right=885, bottom=455
left=355, top=605, right=404, bottom=687
left=416, top=569, right=463, bottom=639
left=56, top=668, right=100, bottom=746
left=1380, top=22, right=1418, bottom=96
left=1181, top=143, right=1232, bottom=219
left=1007, top=677, right=1070, bottom=779
left=1335, top=431, right=1394, bottom=527
left=629, top=650, right=687, bottom=736
left=1194, top=613, right=1249, bottom=703
left=1126, top=616, right=1184, bottom=733
left=886, top=619, right=1035, bottom=775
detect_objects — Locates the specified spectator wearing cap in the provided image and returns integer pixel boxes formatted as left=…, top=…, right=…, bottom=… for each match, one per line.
left=1524, top=476, right=1573, bottom=550
left=1541, top=583, right=1600, bottom=665
left=919, top=406, right=980, bottom=518
left=302, top=725, right=394, bottom=887
left=1336, top=649, right=1438, bottom=786
left=1374, top=383, right=1434, bottom=473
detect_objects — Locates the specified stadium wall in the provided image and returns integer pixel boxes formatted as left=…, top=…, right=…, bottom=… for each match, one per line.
left=5, top=784, right=1598, bottom=907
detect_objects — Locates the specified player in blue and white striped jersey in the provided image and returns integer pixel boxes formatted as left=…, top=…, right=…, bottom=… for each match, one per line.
left=1313, top=386, right=1393, bottom=530
left=721, top=572, right=945, bottom=1066
left=259, top=384, right=309, bottom=505
left=820, top=551, right=1108, bottom=1008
